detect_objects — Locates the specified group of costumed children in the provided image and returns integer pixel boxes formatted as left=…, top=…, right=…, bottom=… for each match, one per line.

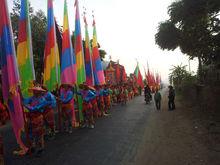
left=0, top=82, right=139, bottom=157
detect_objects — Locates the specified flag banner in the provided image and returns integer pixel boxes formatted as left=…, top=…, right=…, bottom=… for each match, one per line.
left=115, top=63, right=121, bottom=83
left=122, top=66, right=127, bottom=82
left=17, top=0, right=35, bottom=97
left=0, top=0, right=27, bottom=152
left=74, top=0, right=85, bottom=122
left=44, top=0, right=61, bottom=91
left=92, top=16, right=105, bottom=85
left=83, top=14, right=94, bottom=86
left=134, top=63, right=144, bottom=88
left=61, top=0, right=77, bottom=85
left=75, top=0, right=86, bottom=85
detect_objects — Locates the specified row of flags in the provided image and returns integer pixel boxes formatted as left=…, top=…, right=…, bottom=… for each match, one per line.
left=18, top=0, right=106, bottom=97
left=0, top=0, right=162, bottom=151
left=0, top=0, right=105, bottom=151
left=144, top=66, right=162, bottom=89
left=133, top=63, right=162, bottom=89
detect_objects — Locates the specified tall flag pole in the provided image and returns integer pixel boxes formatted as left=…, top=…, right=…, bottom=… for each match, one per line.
left=144, top=66, right=147, bottom=85
left=61, top=0, right=77, bottom=84
left=92, top=14, right=105, bottom=85
left=83, top=10, right=94, bottom=86
left=134, top=62, right=144, bottom=88
left=17, top=0, right=35, bottom=97
left=0, top=0, right=27, bottom=153
left=43, top=0, right=60, bottom=91
left=74, top=0, right=86, bottom=84
left=74, top=0, right=85, bottom=122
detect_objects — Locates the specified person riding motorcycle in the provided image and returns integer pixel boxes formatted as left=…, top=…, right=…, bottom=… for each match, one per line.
left=144, top=85, right=152, bottom=103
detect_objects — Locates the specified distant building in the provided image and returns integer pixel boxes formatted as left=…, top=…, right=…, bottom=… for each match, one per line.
left=103, top=60, right=127, bottom=85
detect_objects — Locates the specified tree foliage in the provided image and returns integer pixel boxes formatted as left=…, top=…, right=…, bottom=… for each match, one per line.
left=155, top=0, right=220, bottom=65
left=169, top=64, right=195, bottom=89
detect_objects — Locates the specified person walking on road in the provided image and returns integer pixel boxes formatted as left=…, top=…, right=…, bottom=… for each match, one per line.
left=154, top=88, right=161, bottom=110
left=168, top=85, right=175, bottom=110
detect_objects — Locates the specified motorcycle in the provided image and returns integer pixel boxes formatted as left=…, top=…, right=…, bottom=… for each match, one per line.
left=144, top=93, right=152, bottom=104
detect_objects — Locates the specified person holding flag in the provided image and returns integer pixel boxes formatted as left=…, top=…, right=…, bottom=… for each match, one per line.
left=41, top=86, right=57, bottom=139
left=59, top=84, right=75, bottom=134
left=103, top=85, right=111, bottom=114
left=23, top=86, right=48, bottom=157
left=78, top=83, right=96, bottom=129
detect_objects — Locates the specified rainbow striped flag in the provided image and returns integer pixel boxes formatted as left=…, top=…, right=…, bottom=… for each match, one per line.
left=44, top=0, right=60, bottom=91
left=83, top=14, right=94, bottom=86
left=74, top=0, right=86, bottom=85
left=17, top=0, right=35, bottom=97
left=0, top=0, right=27, bottom=152
left=92, top=17, right=105, bottom=85
left=74, top=0, right=85, bottom=122
left=61, top=0, right=77, bottom=85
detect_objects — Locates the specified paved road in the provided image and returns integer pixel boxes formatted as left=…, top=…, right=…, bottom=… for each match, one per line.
left=2, top=95, right=156, bottom=165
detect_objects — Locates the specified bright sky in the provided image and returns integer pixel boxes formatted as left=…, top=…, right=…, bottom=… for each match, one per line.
left=8, top=0, right=198, bottom=83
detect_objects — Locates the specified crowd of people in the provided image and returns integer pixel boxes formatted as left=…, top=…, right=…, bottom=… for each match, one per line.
left=0, top=82, right=142, bottom=158
left=0, top=81, right=176, bottom=161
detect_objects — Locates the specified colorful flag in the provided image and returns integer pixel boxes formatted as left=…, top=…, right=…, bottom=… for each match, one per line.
left=61, top=0, right=77, bottom=84
left=0, top=0, right=27, bottom=152
left=83, top=13, right=94, bottom=86
left=17, top=0, right=35, bottom=97
left=115, top=63, right=121, bottom=83
left=44, top=0, right=60, bottom=91
left=92, top=16, right=105, bottom=85
left=74, top=0, right=85, bottom=84
left=122, top=66, right=127, bottom=82
left=134, top=63, right=144, bottom=88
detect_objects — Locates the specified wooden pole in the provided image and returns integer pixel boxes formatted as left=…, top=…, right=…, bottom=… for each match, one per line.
left=18, top=86, right=31, bottom=155
left=56, top=86, right=62, bottom=132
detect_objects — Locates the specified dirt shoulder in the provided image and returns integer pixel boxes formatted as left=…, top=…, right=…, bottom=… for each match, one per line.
left=134, top=89, right=220, bottom=165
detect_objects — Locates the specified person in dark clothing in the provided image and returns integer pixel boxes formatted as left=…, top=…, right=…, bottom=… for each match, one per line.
left=144, top=85, right=152, bottom=103
left=154, top=89, right=161, bottom=110
left=168, top=86, right=175, bottom=110
left=144, top=85, right=151, bottom=98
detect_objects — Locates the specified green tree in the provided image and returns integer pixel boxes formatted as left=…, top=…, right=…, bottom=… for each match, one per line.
left=99, top=49, right=107, bottom=61
left=169, top=64, right=195, bottom=89
left=31, top=10, right=47, bottom=81
left=155, top=0, right=220, bottom=65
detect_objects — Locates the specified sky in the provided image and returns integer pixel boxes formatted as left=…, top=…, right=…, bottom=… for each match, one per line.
left=8, top=0, right=198, bottom=83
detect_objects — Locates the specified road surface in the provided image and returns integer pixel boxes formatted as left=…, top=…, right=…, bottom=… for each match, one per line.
left=2, top=89, right=219, bottom=165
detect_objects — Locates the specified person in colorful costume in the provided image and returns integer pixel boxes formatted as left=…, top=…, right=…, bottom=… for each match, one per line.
left=90, top=88, right=100, bottom=119
left=95, top=85, right=105, bottom=116
left=123, top=86, right=129, bottom=104
left=112, top=86, right=118, bottom=104
left=108, top=86, right=113, bottom=107
left=23, top=86, right=47, bottom=157
left=59, top=84, right=75, bottom=133
left=103, top=85, right=111, bottom=114
left=41, top=87, right=57, bottom=138
left=78, top=84, right=96, bottom=128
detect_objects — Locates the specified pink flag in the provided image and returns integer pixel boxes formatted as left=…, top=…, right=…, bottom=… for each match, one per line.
left=0, top=0, right=27, bottom=152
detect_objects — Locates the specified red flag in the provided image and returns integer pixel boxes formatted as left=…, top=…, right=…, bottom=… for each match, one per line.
left=134, top=63, right=144, bottom=88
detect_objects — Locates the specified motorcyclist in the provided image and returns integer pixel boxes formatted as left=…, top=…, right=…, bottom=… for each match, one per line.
left=144, top=85, right=152, bottom=103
